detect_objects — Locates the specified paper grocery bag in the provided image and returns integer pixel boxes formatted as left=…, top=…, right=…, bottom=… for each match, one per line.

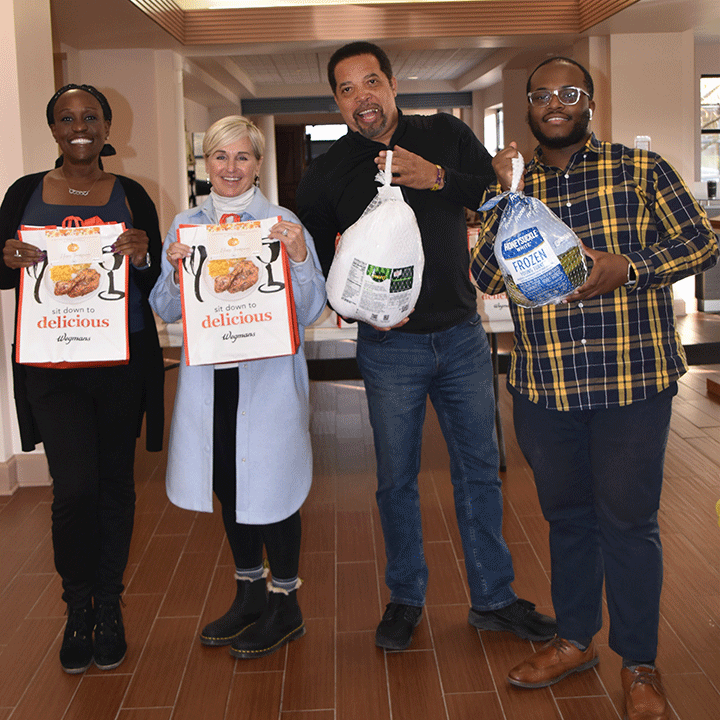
left=16, top=218, right=129, bottom=368
left=176, top=216, right=299, bottom=366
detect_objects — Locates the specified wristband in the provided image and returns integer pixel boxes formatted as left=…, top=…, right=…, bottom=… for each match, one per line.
left=430, top=165, right=444, bottom=191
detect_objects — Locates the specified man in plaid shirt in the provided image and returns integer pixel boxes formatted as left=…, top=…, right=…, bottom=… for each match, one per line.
left=472, top=57, right=717, bottom=720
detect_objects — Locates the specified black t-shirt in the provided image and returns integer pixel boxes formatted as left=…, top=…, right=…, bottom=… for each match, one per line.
left=297, top=110, right=495, bottom=332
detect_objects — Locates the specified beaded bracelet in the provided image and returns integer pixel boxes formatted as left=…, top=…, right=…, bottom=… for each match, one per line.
left=430, top=164, right=444, bottom=191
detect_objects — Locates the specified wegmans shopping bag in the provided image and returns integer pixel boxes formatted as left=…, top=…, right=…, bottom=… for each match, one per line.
left=326, top=151, right=424, bottom=326
left=177, top=216, right=299, bottom=366
left=479, top=155, right=587, bottom=308
left=16, top=217, right=129, bottom=367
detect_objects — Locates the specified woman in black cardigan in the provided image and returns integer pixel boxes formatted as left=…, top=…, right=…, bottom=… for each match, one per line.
left=0, top=84, right=164, bottom=674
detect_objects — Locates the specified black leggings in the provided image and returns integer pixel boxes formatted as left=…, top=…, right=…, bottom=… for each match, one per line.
left=213, top=368, right=301, bottom=580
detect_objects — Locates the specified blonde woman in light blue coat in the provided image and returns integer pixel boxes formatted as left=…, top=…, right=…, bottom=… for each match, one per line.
left=150, top=116, right=326, bottom=660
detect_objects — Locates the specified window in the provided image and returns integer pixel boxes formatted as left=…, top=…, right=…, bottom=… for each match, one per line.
left=305, top=124, right=347, bottom=161
left=701, top=75, right=720, bottom=180
left=484, top=106, right=504, bottom=155
left=305, top=124, right=346, bottom=142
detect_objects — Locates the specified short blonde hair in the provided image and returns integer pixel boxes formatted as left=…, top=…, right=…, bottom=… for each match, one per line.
left=203, top=115, right=265, bottom=160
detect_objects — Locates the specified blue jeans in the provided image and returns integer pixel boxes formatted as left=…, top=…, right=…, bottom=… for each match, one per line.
left=511, top=383, right=675, bottom=662
left=356, top=314, right=516, bottom=610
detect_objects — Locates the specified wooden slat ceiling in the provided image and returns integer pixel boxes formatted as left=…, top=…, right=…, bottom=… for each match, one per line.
left=578, top=0, right=638, bottom=29
left=129, top=0, right=640, bottom=46
left=131, top=0, right=185, bottom=41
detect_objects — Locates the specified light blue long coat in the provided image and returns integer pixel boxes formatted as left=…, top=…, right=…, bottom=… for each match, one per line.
left=150, top=189, right=327, bottom=523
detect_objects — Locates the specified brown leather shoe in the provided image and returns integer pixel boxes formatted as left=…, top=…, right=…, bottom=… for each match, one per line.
left=621, top=666, right=668, bottom=720
left=507, top=636, right=599, bottom=688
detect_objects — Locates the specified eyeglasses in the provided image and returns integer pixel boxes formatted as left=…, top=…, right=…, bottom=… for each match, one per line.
left=527, top=86, right=590, bottom=108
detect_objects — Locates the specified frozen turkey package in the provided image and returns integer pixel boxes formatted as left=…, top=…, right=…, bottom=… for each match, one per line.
left=326, top=151, right=424, bottom=326
left=479, top=155, right=587, bottom=308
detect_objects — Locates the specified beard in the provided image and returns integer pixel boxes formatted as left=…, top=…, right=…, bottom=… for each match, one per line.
left=527, top=108, right=591, bottom=149
left=352, top=107, right=389, bottom=140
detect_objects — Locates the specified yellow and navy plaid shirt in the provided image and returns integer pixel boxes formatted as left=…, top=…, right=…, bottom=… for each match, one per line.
left=471, top=134, right=718, bottom=411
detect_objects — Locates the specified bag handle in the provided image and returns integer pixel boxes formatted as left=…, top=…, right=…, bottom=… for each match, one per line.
left=219, top=213, right=245, bottom=224
left=383, top=150, right=393, bottom=187
left=478, top=152, right=526, bottom=212
left=510, top=153, right=524, bottom=194
left=61, top=215, right=106, bottom=227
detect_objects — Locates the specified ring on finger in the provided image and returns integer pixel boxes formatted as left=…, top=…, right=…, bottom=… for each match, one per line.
left=14, top=250, right=21, bottom=258
left=282, top=228, right=289, bottom=236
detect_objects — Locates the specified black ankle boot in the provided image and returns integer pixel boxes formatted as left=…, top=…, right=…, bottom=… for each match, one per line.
left=200, top=577, right=267, bottom=646
left=94, top=599, right=126, bottom=670
left=229, top=586, right=305, bottom=659
left=60, top=602, right=94, bottom=674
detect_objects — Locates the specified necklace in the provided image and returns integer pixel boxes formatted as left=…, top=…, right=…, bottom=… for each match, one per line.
left=61, top=170, right=101, bottom=197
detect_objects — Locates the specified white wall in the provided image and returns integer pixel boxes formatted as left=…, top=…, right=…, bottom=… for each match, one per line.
left=574, top=36, right=611, bottom=148
left=609, top=32, right=696, bottom=181
left=184, top=97, right=211, bottom=136
left=500, top=68, right=532, bottom=159
left=252, top=115, right=279, bottom=205
left=66, top=48, right=187, bottom=234
left=0, top=0, right=56, bottom=479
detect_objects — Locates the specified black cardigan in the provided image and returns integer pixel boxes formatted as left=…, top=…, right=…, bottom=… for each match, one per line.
left=0, top=171, right=165, bottom=451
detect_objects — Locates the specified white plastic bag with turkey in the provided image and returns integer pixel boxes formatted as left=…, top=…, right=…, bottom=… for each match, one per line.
left=326, top=151, right=424, bottom=327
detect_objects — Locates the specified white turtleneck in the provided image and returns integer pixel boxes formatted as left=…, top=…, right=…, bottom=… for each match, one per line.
left=210, top=186, right=255, bottom=222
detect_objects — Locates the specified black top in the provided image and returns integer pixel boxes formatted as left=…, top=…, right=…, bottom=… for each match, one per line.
left=0, top=171, right=165, bottom=451
left=296, top=110, right=495, bottom=332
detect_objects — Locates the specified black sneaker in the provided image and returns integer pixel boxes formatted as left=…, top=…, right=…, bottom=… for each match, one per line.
left=468, top=598, right=557, bottom=641
left=375, top=602, right=423, bottom=650
left=94, top=600, right=127, bottom=670
left=60, top=602, right=94, bottom=674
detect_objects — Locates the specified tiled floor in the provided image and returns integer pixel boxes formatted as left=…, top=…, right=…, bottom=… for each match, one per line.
left=0, top=362, right=719, bottom=719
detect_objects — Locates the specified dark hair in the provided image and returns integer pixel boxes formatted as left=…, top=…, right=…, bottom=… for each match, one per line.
left=527, top=57, right=594, bottom=99
left=327, top=41, right=394, bottom=94
left=46, top=83, right=113, bottom=126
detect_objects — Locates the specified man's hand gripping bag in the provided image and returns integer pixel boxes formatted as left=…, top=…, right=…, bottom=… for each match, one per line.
left=480, top=154, right=587, bottom=308
left=326, top=151, right=424, bottom=326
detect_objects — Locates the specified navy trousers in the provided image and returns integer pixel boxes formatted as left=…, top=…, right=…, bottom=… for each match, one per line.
left=511, top=383, right=676, bottom=662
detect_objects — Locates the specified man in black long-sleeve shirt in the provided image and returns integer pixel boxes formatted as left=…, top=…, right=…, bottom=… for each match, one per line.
left=296, top=41, right=556, bottom=651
